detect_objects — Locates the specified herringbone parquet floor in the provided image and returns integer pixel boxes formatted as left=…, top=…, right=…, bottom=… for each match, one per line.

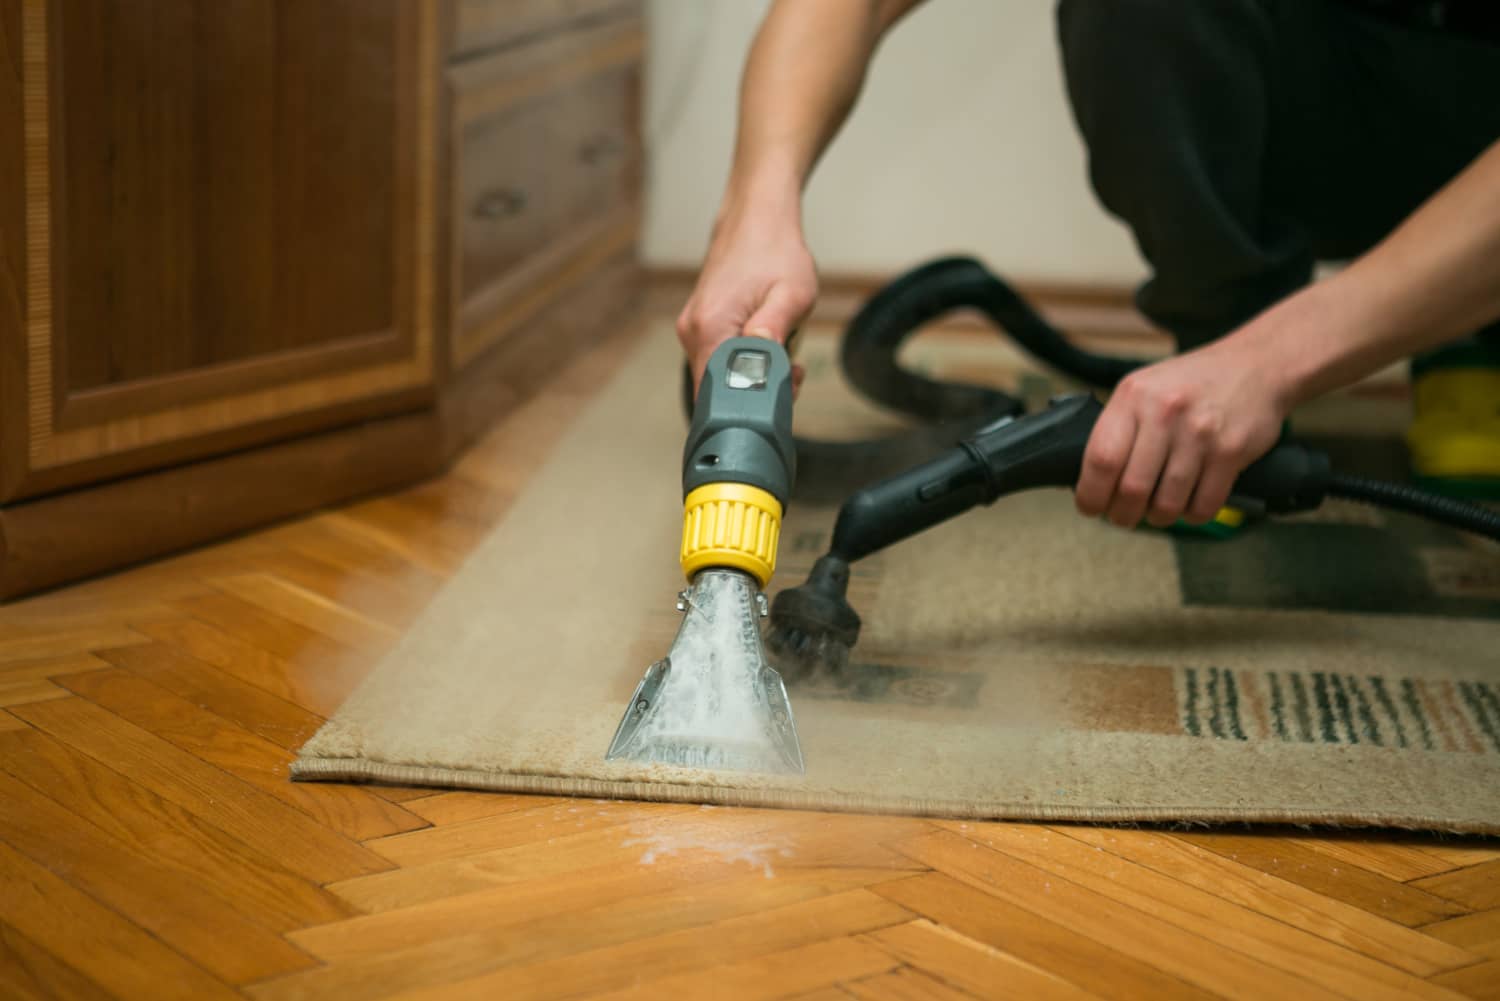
left=2, top=322, right=1498, bottom=1000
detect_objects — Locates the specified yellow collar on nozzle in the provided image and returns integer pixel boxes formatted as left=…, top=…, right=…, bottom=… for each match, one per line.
left=680, top=482, right=782, bottom=588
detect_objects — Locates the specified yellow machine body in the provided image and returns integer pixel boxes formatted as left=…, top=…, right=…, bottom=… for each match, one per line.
left=1408, top=367, right=1500, bottom=481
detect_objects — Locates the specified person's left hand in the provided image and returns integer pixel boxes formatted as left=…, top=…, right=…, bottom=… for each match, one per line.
left=1075, top=339, right=1292, bottom=528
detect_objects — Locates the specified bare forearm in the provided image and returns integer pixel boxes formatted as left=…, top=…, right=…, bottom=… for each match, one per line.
left=1079, top=139, right=1500, bottom=529
left=1257, top=139, right=1500, bottom=407
left=724, top=0, right=923, bottom=217
left=678, top=1, right=922, bottom=383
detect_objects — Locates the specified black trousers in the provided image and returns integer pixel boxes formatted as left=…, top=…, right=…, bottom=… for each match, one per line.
left=1056, top=0, right=1500, bottom=349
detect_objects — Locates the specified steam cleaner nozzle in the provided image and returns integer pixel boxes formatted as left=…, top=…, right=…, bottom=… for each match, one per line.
left=606, top=337, right=805, bottom=775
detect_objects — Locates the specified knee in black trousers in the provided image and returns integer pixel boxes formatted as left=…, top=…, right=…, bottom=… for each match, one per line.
left=1056, top=0, right=1500, bottom=349
left=1056, top=0, right=1308, bottom=348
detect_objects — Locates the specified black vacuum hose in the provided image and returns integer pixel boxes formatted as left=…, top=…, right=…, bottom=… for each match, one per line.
left=680, top=256, right=1137, bottom=424
left=1328, top=474, right=1500, bottom=541
left=680, top=256, right=1500, bottom=540
left=681, top=257, right=1155, bottom=503
left=841, top=256, right=1145, bottom=416
left=831, top=257, right=1500, bottom=542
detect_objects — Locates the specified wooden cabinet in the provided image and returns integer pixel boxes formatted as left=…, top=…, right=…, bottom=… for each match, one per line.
left=3, top=0, right=440, bottom=504
left=0, top=0, right=643, bottom=598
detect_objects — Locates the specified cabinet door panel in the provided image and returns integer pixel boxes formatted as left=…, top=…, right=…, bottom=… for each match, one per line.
left=1, top=0, right=441, bottom=502
left=59, top=0, right=400, bottom=390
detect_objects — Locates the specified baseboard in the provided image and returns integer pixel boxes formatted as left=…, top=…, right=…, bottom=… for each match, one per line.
left=646, top=267, right=1170, bottom=354
left=0, top=409, right=444, bottom=601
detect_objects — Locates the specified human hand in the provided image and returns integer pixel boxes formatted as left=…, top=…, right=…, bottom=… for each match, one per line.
left=1075, top=338, right=1292, bottom=528
left=676, top=205, right=816, bottom=394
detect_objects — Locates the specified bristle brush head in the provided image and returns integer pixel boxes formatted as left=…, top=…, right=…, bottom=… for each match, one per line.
left=765, top=554, right=861, bottom=682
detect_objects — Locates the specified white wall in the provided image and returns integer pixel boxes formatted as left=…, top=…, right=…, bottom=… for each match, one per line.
left=643, top=0, right=1147, bottom=285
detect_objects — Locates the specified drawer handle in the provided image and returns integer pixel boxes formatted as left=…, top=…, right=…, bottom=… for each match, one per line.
left=473, top=188, right=528, bottom=220
left=578, top=134, right=623, bottom=165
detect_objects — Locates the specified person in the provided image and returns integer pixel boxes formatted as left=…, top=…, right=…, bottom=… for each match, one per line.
left=676, top=0, right=1500, bottom=529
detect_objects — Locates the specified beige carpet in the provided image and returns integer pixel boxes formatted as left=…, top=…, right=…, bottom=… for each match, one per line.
left=295, top=325, right=1500, bottom=833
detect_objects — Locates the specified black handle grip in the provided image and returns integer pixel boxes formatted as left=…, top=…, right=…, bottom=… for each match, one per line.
left=829, top=446, right=988, bottom=561
left=1228, top=444, right=1331, bottom=513
left=970, top=393, right=1102, bottom=497
left=829, top=393, right=1330, bottom=562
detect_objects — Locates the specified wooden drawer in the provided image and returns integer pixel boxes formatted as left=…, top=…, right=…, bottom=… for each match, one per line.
left=457, top=66, right=637, bottom=301
left=448, top=16, right=642, bottom=370
left=451, top=0, right=638, bottom=58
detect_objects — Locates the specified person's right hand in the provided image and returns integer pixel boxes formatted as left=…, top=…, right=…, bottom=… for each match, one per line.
left=676, top=206, right=818, bottom=394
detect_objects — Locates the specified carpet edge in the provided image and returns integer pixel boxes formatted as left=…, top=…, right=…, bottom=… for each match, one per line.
left=289, top=755, right=1500, bottom=835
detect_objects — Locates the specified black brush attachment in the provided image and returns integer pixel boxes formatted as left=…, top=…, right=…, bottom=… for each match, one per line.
left=765, top=554, right=860, bottom=681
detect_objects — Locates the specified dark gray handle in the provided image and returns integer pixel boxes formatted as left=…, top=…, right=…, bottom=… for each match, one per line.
left=578, top=134, right=623, bottom=165
left=472, top=188, right=527, bottom=220
left=682, top=337, right=797, bottom=504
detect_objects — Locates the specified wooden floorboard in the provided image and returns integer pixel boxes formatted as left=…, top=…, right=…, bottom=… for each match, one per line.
left=2, top=317, right=1498, bottom=999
